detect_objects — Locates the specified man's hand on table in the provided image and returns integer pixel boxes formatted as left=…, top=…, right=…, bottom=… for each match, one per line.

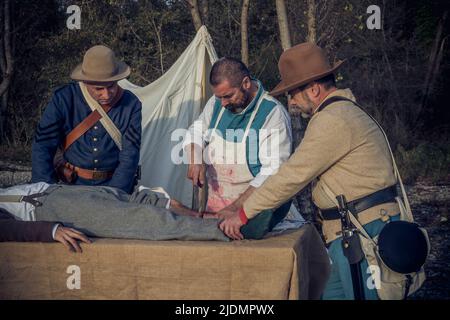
left=217, top=205, right=245, bottom=240
left=219, top=213, right=244, bottom=240
left=54, top=225, right=91, bottom=253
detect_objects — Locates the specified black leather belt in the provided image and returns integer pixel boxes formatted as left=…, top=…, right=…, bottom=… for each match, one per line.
left=320, top=185, right=397, bottom=221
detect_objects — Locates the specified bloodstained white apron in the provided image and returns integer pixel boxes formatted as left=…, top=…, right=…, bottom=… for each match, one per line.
left=205, top=93, right=266, bottom=212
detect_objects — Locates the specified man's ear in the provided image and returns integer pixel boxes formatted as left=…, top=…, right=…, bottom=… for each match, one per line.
left=242, top=76, right=252, bottom=90
left=309, top=82, right=321, bottom=99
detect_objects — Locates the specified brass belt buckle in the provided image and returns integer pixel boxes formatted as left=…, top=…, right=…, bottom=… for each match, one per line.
left=92, top=170, right=106, bottom=180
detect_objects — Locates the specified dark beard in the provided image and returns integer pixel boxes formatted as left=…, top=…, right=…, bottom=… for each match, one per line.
left=228, top=90, right=251, bottom=113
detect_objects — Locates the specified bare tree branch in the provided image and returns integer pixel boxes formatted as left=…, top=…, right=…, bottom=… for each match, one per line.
left=151, top=16, right=165, bottom=75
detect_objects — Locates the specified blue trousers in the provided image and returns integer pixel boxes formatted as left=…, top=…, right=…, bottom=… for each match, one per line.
left=322, top=214, right=400, bottom=300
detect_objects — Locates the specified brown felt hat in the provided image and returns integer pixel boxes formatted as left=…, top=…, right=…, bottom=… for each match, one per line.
left=270, top=43, right=344, bottom=97
left=70, top=45, right=130, bottom=82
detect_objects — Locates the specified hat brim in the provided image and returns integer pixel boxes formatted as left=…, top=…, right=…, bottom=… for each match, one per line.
left=70, top=61, right=131, bottom=82
left=270, top=60, right=345, bottom=97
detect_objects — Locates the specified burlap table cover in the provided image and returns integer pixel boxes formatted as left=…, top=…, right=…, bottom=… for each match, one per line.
left=0, top=224, right=330, bottom=300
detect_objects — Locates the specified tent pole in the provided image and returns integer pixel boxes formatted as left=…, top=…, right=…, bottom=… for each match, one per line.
left=198, top=56, right=208, bottom=213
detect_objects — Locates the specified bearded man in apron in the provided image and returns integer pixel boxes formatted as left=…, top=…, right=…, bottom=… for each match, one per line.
left=183, top=57, right=305, bottom=240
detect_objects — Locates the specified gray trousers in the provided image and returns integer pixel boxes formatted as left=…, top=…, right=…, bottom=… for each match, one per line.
left=34, top=185, right=228, bottom=242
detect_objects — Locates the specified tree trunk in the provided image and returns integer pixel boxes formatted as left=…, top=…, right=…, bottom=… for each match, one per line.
left=275, top=0, right=315, bottom=225
left=275, top=0, right=292, bottom=51
left=0, top=0, right=14, bottom=142
left=291, top=115, right=316, bottom=224
left=0, top=0, right=13, bottom=97
left=186, top=0, right=203, bottom=31
left=241, top=0, right=250, bottom=66
left=0, top=91, right=8, bottom=142
left=200, top=0, right=209, bottom=26
left=306, top=0, right=317, bottom=43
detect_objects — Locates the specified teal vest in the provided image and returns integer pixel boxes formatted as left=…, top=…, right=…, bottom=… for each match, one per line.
left=208, top=81, right=277, bottom=177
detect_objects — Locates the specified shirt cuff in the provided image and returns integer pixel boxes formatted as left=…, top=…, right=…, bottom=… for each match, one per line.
left=165, top=197, right=171, bottom=209
left=249, top=174, right=270, bottom=188
left=239, top=208, right=248, bottom=224
left=52, top=223, right=60, bottom=240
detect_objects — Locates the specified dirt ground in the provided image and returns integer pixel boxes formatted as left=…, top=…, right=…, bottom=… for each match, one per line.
left=407, top=183, right=450, bottom=299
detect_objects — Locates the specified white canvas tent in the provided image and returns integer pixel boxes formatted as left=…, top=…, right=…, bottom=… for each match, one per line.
left=119, top=26, right=217, bottom=207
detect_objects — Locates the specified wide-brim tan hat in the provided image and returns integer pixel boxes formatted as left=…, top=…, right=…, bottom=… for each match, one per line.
left=270, top=43, right=344, bottom=97
left=70, top=45, right=130, bottom=82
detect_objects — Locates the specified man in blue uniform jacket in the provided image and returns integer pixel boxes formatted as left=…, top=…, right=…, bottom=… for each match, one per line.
left=32, top=45, right=142, bottom=193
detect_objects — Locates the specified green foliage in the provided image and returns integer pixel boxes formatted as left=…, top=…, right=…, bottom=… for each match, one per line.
left=397, top=142, right=450, bottom=184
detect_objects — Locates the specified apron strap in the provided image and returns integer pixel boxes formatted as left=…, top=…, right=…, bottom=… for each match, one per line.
left=212, top=107, right=226, bottom=132
left=212, top=104, right=226, bottom=131
left=242, top=92, right=266, bottom=141
left=206, top=101, right=226, bottom=143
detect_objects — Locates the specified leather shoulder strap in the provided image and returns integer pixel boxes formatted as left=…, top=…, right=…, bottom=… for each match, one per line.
left=317, top=95, right=414, bottom=220
left=79, top=82, right=123, bottom=150
left=316, top=95, right=356, bottom=113
left=62, top=109, right=102, bottom=151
